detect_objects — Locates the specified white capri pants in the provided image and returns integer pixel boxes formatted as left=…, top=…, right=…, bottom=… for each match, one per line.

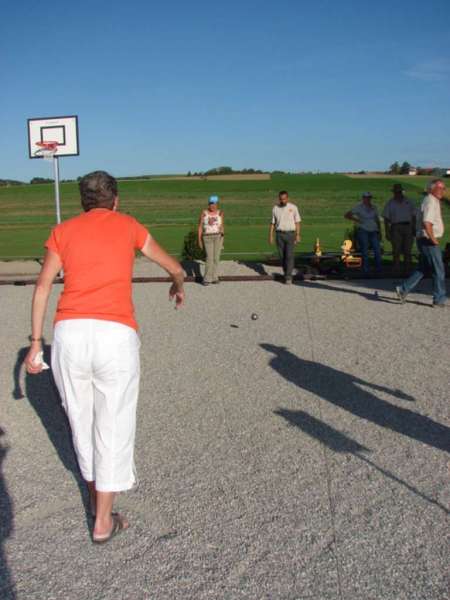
left=51, top=319, right=140, bottom=492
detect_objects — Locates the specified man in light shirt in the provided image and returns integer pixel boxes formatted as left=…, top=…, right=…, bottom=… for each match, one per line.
left=344, top=192, right=382, bottom=274
left=383, top=184, right=416, bottom=272
left=396, top=179, right=447, bottom=307
left=269, top=191, right=301, bottom=284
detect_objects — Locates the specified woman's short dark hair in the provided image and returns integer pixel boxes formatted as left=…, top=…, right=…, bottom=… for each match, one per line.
left=79, top=171, right=118, bottom=212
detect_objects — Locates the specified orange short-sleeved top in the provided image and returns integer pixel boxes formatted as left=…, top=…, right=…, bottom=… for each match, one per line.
left=45, top=209, right=150, bottom=331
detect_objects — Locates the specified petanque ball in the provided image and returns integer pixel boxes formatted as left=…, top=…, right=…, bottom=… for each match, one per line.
left=251, top=313, right=258, bottom=320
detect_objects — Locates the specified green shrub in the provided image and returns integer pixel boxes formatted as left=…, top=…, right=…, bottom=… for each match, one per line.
left=182, top=230, right=205, bottom=261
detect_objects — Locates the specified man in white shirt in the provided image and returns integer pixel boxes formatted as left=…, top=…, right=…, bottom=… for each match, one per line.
left=383, top=184, right=416, bottom=272
left=396, top=179, right=448, bottom=307
left=269, top=191, right=301, bottom=284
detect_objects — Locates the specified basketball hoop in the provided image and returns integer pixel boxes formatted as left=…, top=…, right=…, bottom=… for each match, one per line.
left=27, top=115, right=80, bottom=227
left=34, top=141, right=59, bottom=161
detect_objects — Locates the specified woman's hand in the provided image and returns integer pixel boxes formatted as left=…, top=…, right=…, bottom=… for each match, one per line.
left=24, top=342, right=44, bottom=375
left=27, top=249, right=61, bottom=376
left=169, top=284, right=185, bottom=309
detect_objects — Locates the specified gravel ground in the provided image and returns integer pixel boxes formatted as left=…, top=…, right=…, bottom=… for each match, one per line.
left=0, top=259, right=279, bottom=282
left=0, top=278, right=449, bottom=600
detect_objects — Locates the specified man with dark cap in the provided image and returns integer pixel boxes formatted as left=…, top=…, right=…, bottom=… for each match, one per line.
left=383, top=184, right=416, bottom=272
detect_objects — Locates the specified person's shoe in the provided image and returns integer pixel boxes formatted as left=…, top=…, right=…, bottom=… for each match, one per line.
left=203, top=281, right=211, bottom=286
left=395, top=285, right=406, bottom=304
left=93, top=513, right=129, bottom=544
left=285, top=277, right=292, bottom=285
left=432, top=302, right=449, bottom=308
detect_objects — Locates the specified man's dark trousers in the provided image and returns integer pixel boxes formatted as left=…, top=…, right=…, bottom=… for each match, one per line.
left=391, top=223, right=414, bottom=268
left=276, top=231, right=296, bottom=279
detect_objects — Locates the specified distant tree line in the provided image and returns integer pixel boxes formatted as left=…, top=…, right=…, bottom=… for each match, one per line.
left=187, top=166, right=268, bottom=177
left=116, top=174, right=180, bottom=181
left=30, top=177, right=54, bottom=184
left=0, top=179, right=24, bottom=186
left=388, top=161, right=446, bottom=176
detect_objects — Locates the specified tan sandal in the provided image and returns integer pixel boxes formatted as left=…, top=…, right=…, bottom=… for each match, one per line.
left=92, top=513, right=128, bottom=544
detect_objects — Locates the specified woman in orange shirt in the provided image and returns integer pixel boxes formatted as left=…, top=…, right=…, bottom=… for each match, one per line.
left=24, top=171, right=185, bottom=544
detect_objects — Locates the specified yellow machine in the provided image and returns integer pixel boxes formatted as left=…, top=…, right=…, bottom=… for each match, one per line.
left=314, top=237, right=322, bottom=257
left=341, top=239, right=362, bottom=268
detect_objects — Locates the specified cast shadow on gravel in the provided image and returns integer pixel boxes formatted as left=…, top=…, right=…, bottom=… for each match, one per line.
left=182, top=260, right=203, bottom=283
left=238, top=261, right=269, bottom=276
left=0, top=427, right=16, bottom=599
left=274, top=409, right=449, bottom=514
left=262, top=344, right=450, bottom=454
left=295, top=280, right=431, bottom=307
left=12, top=345, right=92, bottom=527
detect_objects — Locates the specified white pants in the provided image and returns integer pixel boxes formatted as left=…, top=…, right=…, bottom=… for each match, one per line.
left=51, top=319, right=140, bottom=492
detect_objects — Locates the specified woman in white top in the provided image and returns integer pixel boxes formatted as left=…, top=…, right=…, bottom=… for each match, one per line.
left=197, top=195, right=224, bottom=285
left=345, top=192, right=382, bottom=273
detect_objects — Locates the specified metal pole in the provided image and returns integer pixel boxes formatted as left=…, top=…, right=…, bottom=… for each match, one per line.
left=53, top=155, right=61, bottom=224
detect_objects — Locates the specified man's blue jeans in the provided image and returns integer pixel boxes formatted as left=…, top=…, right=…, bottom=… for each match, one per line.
left=401, top=238, right=447, bottom=305
left=356, top=229, right=382, bottom=273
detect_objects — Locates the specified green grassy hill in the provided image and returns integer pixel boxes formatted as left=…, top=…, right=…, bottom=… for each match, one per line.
left=0, top=174, right=447, bottom=259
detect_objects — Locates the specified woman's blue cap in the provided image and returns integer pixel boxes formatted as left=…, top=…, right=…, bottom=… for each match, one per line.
left=208, top=195, right=219, bottom=204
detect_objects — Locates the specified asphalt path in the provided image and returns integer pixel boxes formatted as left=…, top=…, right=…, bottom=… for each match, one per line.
left=1, top=279, right=449, bottom=600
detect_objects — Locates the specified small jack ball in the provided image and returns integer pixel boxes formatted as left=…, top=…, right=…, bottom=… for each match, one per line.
left=251, top=313, right=258, bottom=320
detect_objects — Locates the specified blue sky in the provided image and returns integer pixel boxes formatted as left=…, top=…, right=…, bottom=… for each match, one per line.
left=1, top=0, right=450, bottom=180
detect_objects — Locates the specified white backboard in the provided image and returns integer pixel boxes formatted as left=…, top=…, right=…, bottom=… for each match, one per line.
left=28, top=115, right=79, bottom=158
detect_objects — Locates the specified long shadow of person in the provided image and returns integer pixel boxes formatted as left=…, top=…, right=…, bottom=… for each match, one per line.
left=275, top=408, right=371, bottom=454
left=296, top=281, right=430, bottom=307
left=274, top=409, right=449, bottom=514
left=13, top=345, right=91, bottom=526
left=0, top=427, right=16, bottom=600
left=261, top=344, right=450, bottom=454
left=237, top=260, right=269, bottom=276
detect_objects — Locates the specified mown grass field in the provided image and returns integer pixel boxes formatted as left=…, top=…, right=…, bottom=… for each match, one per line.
left=0, top=174, right=448, bottom=260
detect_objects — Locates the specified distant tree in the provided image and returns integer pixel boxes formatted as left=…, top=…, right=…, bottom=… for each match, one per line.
left=0, top=179, right=24, bottom=186
left=205, top=166, right=233, bottom=176
left=30, top=177, right=54, bottom=184
left=400, top=161, right=411, bottom=175
left=389, top=161, right=400, bottom=174
left=187, top=171, right=191, bottom=177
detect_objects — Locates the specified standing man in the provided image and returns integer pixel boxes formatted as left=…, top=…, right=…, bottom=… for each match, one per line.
left=269, top=191, right=301, bottom=284
left=344, top=192, right=382, bottom=274
left=383, top=184, right=416, bottom=272
left=396, top=179, right=448, bottom=307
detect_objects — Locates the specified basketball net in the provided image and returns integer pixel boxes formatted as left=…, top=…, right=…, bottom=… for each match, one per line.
left=34, top=141, right=59, bottom=161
